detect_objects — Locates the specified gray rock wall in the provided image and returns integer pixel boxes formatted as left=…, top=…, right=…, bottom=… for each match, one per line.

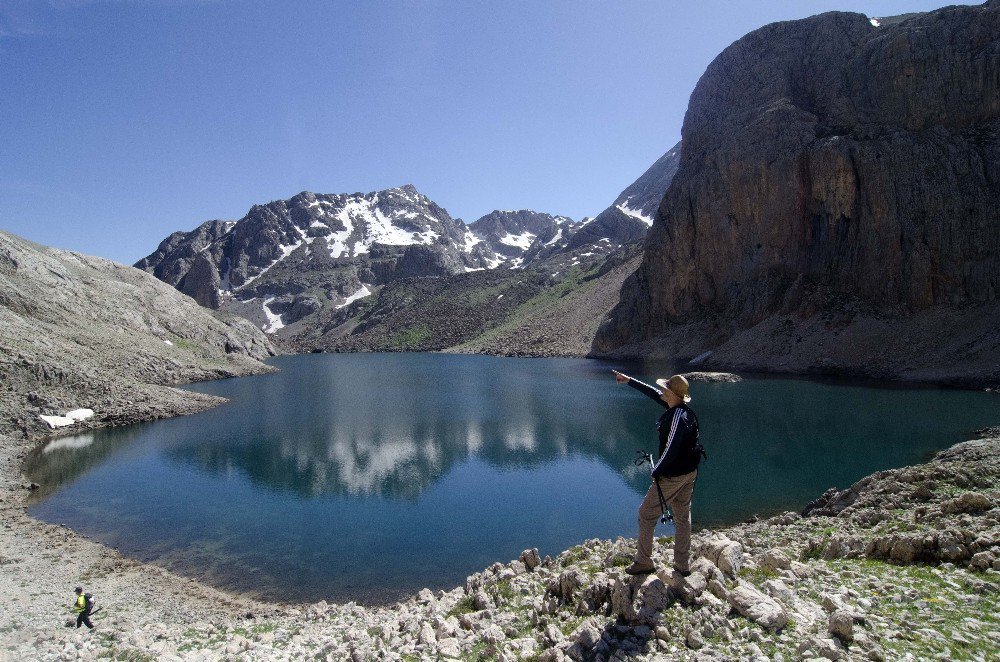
left=597, top=4, right=1000, bottom=359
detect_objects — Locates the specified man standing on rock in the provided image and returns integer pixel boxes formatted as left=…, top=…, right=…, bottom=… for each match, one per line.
left=613, top=371, right=702, bottom=577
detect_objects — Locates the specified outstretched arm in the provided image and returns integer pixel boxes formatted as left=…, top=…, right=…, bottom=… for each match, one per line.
left=612, top=370, right=668, bottom=408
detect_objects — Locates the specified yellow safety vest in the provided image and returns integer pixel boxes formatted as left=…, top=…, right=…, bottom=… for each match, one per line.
left=72, top=594, right=86, bottom=614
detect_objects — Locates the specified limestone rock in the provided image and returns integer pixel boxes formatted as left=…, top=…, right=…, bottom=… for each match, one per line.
left=569, top=619, right=602, bottom=649
left=828, top=610, right=854, bottom=642
left=694, top=535, right=744, bottom=577
left=671, top=570, right=707, bottom=604
left=556, top=569, right=584, bottom=603
left=760, top=549, right=792, bottom=572
left=970, top=551, right=996, bottom=572
left=472, top=590, right=494, bottom=611
left=707, top=579, right=729, bottom=601
left=594, top=1, right=1000, bottom=386
left=418, top=622, right=437, bottom=646
left=0, top=230, right=275, bottom=444
left=728, top=582, right=788, bottom=631
left=942, top=492, right=994, bottom=514
left=797, top=636, right=847, bottom=661
left=690, top=557, right=724, bottom=583
left=438, top=638, right=461, bottom=659
left=686, top=628, right=705, bottom=650
left=519, top=548, right=542, bottom=571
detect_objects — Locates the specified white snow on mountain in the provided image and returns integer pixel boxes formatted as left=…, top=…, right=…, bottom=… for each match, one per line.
left=327, top=196, right=441, bottom=259
left=262, top=297, right=286, bottom=334
left=616, top=200, right=655, bottom=226
left=545, top=227, right=564, bottom=246
left=499, top=231, right=535, bottom=250
left=336, top=284, right=373, bottom=309
left=463, top=228, right=483, bottom=252
left=241, top=237, right=306, bottom=288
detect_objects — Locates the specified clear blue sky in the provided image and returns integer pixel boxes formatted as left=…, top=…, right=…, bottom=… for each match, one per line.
left=0, top=0, right=980, bottom=265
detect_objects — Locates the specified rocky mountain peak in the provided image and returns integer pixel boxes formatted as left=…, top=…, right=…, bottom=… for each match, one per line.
left=566, top=141, right=681, bottom=251
left=595, top=2, right=1000, bottom=375
left=467, top=210, right=578, bottom=262
left=137, top=136, right=684, bottom=339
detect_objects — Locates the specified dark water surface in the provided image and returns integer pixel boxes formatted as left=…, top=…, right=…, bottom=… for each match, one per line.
left=25, top=353, right=999, bottom=604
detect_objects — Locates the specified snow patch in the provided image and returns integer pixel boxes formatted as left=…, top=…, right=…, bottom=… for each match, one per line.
left=336, top=284, right=372, bottom=309
left=262, top=297, right=285, bottom=334
left=240, top=237, right=304, bottom=288
left=617, top=200, right=654, bottom=226
left=39, top=408, right=93, bottom=429
left=463, top=229, right=483, bottom=252
left=39, top=415, right=75, bottom=428
left=499, top=231, right=535, bottom=250
left=869, top=17, right=881, bottom=27
left=330, top=197, right=439, bottom=258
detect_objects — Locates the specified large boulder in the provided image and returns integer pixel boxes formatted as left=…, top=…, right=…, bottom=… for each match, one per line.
left=727, top=582, right=789, bottom=631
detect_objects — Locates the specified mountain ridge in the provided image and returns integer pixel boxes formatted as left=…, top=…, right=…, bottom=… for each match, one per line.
left=136, top=144, right=682, bottom=349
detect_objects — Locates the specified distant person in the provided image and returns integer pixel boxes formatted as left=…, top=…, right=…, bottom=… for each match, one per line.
left=613, top=371, right=703, bottom=576
left=71, top=587, right=94, bottom=630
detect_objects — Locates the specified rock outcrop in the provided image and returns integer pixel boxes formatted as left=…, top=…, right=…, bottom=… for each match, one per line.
left=595, top=3, right=1000, bottom=385
left=0, top=231, right=274, bottom=442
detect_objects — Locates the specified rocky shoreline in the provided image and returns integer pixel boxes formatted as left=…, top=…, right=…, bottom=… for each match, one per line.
left=4, top=224, right=999, bottom=661
left=2, top=383, right=997, bottom=659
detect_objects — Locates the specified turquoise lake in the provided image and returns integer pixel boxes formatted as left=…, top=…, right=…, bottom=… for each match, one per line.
left=25, top=353, right=1000, bottom=604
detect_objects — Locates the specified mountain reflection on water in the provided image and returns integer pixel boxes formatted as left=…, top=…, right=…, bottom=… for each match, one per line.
left=25, top=353, right=1000, bottom=604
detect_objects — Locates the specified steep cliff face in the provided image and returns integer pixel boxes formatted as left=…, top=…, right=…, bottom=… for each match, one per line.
left=595, top=3, right=1000, bottom=382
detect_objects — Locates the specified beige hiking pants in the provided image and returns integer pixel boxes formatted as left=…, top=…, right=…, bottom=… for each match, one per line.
left=635, top=469, right=697, bottom=571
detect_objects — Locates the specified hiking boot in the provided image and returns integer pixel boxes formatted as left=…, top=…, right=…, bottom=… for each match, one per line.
left=673, top=566, right=692, bottom=578
left=625, top=562, right=655, bottom=576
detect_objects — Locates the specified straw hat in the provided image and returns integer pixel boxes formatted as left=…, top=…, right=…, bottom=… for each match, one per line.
left=656, top=374, right=691, bottom=403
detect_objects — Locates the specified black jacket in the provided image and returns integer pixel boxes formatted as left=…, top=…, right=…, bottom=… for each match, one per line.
left=627, top=378, right=700, bottom=478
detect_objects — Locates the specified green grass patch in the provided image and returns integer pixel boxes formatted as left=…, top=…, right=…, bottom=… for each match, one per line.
left=737, top=566, right=780, bottom=583
left=450, top=268, right=595, bottom=350
left=559, top=614, right=588, bottom=636
left=447, top=594, right=478, bottom=618
left=97, top=648, right=158, bottom=662
left=560, top=545, right=590, bottom=567
left=607, top=552, right=633, bottom=568
left=386, top=324, right=432, bottom=349
left=828, top=558, right=1000, bottom=659
left=489, top=578, right=518, bottom=605
left=459, top=641, right=488, bottom=661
